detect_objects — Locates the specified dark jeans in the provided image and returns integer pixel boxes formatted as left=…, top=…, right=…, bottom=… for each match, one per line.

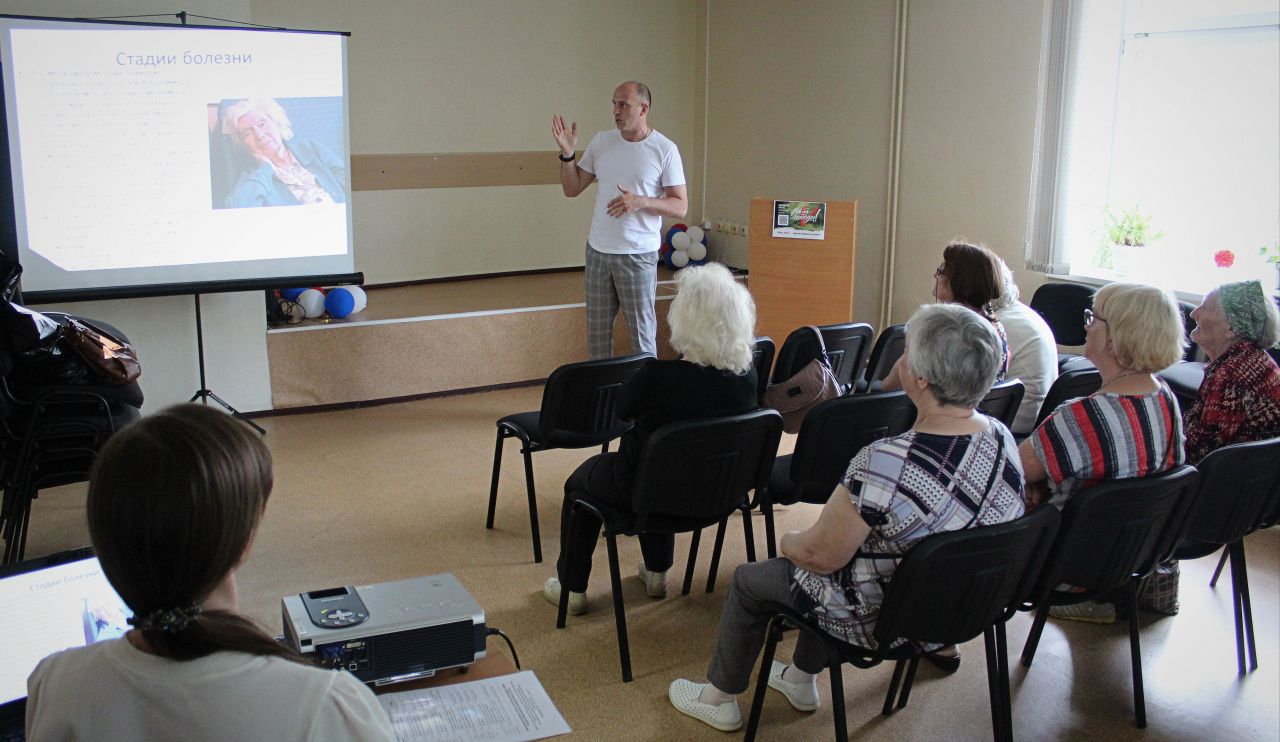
left=556, top=452, right=675, bottom=592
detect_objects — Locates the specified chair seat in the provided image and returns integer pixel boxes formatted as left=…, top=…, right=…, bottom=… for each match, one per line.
left=584, top=496, right=733, bottom=536
left=1157, top=361, right=1204, bottom=405
left=1174, top=537, right=1221, bottom=561
left=498, top=410, right=629, bottom=449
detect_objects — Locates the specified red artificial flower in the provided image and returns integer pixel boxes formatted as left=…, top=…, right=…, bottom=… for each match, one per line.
left=1214, top=250, right=1235, bottom=268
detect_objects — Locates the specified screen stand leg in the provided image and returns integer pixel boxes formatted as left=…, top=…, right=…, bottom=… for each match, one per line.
left=188, top=294, right=266, bottom=435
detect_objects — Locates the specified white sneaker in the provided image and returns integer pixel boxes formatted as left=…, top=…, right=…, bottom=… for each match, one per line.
left=638, top=563, right=668, bottom=598
left=1050, top=601, right=1116, bottom=624
left=768, top=660, right=819, bottom=711
left=542, top=577, right=587, bottom=616
left=668, top=679, right=742, bottom=732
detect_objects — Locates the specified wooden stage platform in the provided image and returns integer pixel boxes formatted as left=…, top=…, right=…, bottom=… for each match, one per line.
left=265, top=270, right=685, bottom=410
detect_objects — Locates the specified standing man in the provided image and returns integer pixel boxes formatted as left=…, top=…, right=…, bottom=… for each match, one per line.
left=553, top=81, right=688, bottom=359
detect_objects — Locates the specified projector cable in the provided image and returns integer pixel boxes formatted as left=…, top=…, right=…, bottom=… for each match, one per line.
left=487, top=627, right=521, bottom=670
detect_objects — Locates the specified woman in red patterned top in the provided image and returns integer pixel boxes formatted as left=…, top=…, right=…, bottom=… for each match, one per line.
left=1184, top=280, right=1280, bottom=463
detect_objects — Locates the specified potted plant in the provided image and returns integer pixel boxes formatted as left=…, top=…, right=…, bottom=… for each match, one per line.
left=1104, top=206, right=1160, bottom=278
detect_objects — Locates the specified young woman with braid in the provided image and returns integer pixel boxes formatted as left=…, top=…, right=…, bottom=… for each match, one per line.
left=25, top=404, right=393, bottom=741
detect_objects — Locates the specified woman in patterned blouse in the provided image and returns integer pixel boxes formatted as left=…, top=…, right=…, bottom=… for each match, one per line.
left=1183, top=280, right=1280, bottom=463
left=667, top=304, right=1026, bottom=733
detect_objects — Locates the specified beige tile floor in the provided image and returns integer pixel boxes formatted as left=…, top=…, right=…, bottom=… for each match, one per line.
left=25, top=386, right=1280, bottom=741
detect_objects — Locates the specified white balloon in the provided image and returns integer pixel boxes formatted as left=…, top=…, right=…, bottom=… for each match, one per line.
left=686, top=226, right=704, bottom=244
left=671, top=231, right=691, bottom=250
left=297, top=288, right=327, bottom=318
left=687, top=241, right=707, bottom=261
left=346, top=286, right=368, bottom=313
left=671, top=249, right=690, bottom=268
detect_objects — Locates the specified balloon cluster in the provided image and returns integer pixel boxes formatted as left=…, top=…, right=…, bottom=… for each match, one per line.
left=660, top=223, right=709, bottom=270
left=279, top=286, right=369, bottom=320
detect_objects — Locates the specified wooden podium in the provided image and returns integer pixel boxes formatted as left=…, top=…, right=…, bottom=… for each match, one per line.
left=748, top=198, right=857, bottom=344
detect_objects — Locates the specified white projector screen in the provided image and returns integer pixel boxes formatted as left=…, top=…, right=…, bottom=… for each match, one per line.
left=0, top=15, right=356, bottom=302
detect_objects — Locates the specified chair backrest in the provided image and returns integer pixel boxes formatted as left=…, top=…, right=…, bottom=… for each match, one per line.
left=860, top=324, right=907, bottom=390
left=771, top=324, right=874, bottom=391
left=751, top=337, right=776, bottom=404
left=1183, top=437, right=1280, bottom=545
left=977, top=379, right=1025, bottom=430
left=1178, top=300, right=1201, bottom=361
left=631, top=409, right=783, bottom=525
left=1033, top=367, right=1102, bottom=430
left=1032, top=465, right=1199, bottom=599
left=1029, top=282, right=1095, bottom=347
left=788, top=391, right=917, bottom=500
left=538, top=354, right=649, bottom=445
left=874, top=506, right=1061, bottom=648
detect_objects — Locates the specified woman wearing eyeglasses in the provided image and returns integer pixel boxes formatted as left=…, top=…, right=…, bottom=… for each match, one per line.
left=880, top=239, right=1010, bottom=391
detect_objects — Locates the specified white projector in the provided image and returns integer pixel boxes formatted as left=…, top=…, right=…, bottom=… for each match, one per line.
left=282, top=572, right=486, bottom=686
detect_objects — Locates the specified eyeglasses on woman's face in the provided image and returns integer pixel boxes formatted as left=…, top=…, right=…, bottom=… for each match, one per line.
left=1083, top=308, right=1107, bottom=328
left=933, top=264, right=946, bottom=279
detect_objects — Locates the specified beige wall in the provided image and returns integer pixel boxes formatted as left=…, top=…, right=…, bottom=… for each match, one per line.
left=250, top=0, right=701, bottom=284
left=701, top=0, right=897, bottom=326
left=892, top=0, right=1046, bottom=322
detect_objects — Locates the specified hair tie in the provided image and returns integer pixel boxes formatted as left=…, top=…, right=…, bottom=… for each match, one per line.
left=128, top=604, right=203, bottom=634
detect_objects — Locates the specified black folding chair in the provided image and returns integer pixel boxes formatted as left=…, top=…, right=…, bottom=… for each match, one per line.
left=743, top=507, right=1061, bottom=742
left=977, top=379, right=1025, bottom=430
left=856, top=324, right=906, bottom=392
left=772, top=323, right=874, bottom=394
left=1173, top=437, right=1280, bottom=675
left=1019, top=465, right=1200, bottom=728
left=1028, top=282, right=1096, bottom=370
left=556, top=409, right=783, bottom=682
left=486, top=354, right=647, bottom=563
left=1033, top=367, right=1102, bottom=430
left=751, top=337, right=775, bottom=405
left=756, top=391, right=916, bottom=558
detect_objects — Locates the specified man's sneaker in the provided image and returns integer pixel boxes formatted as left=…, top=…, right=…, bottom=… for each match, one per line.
left=638, top=563, right=668, bottom=598
left=542, top=577, right=587, bottom=615
left=767, top=661, right=819, bottom=711
left=1050, top=601, right=1116, bottom=624
left=668, top=680, right=742, bottom=732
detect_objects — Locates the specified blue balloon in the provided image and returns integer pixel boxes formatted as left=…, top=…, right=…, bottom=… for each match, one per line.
left=280, top=287, right=307, bottom=301
left=324, top=287, right=357, bottom=318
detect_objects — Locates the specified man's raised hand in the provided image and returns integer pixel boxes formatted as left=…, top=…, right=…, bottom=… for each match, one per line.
left=552, top=115, right=578, bottom=157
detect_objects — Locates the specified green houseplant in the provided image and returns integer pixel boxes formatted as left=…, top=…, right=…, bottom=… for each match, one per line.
left=1262, top=240, right=1279, bottom=291
left=1102, top=206, right=1161, bottom=277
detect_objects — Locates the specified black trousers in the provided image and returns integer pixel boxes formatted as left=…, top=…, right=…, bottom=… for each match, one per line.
left=556, top=452, right=675, bottom=592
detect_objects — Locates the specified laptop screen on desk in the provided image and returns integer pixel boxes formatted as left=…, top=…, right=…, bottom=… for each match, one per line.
left=0, top=548, right=131, bottom=708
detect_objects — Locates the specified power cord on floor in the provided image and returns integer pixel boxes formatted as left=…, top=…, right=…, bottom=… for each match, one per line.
left=487, top=627, right=521, bottom=670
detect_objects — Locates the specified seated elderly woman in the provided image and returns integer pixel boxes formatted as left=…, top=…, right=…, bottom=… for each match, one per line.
left=1184, top=279, right=1280, bottom=462
left=667, top=303, right=1025, bottom=733
left=219, top=98, right=347, bottom=208
left=881, top=239, right=1010, bottom=392
left=1018, top=282, right=1186, bottom=623
left=26, top=405, right=393, bottom=740
left=543, top=262, right=759, bottom=613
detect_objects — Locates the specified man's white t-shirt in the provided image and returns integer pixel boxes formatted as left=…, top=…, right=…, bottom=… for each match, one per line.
left=996, top=300, right=1059, bottom=435
left=579, top=129, right=685, bottom=255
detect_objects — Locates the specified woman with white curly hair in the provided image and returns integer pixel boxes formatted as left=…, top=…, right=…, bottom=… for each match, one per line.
left=543, top=262, right=760, bottom=613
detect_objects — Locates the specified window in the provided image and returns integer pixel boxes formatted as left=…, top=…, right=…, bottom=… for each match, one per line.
left=1027, top=0, right=1279, bottom=295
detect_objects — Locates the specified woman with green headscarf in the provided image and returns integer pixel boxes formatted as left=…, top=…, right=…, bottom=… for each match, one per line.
left=1184, top=279, right=1280, bottom=463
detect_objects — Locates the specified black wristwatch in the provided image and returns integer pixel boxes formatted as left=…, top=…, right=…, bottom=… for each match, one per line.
left=558, top=151, right=575, bottom=163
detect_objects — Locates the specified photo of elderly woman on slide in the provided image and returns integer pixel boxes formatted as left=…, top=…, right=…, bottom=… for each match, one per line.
left=209, top=97, right=347, bottom=209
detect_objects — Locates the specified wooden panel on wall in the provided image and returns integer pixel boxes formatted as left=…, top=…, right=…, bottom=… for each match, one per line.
left=351, top=151, right=575, bottom=191
left=748, top=198, right=857, bottom=344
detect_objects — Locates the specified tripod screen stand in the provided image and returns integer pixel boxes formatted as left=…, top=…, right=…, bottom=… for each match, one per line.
left=189, top=294, right=266, bottom=435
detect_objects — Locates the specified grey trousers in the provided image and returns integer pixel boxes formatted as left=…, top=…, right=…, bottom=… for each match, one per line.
left=584, top=243, right=657, bottom=360
left=707, top=558, right=830, bottom=695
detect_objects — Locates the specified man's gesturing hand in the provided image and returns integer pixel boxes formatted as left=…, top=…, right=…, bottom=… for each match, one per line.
left=607, top=186, right=645, bottom=218
left=552, top=115, right=577, bottom=157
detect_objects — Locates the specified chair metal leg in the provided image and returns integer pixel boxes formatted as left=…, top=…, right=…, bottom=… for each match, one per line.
left=604, top=531, right=632, bottom=682
left=486, top=427, right=506, bottom=530
left=996, top=621, right=1013, bottom=742
left=896, top=657, right=920, bottom=711
left=741, top=506, right=757, bottom=563
left=520, top=447, right=542, bottom=563
left=763, top=501, right=778, bottom=559
left=984, top=627, right=1008, bottom=740
left=601, top=440, right=609, bottom=454
left=744, top=618, right=784, bottom=742
left=1229, top=541, right=1257, bottom=673
left=881, top=659, right=907, bottom=716
left=1209, top=548, right=1229, bottom=588
left=682, top=529, right=702, bottom=596
left=706, top=518, right=728, bottom=593
left=1237, top=544, right=1258, bottom=672
left=555, top=580, right=570, bottom=629
left=1127, top=579, right=1147, bottom=728
left=829, top=652, right=848, bottom=742
left=1021, top=603, right=1051, bottom=667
